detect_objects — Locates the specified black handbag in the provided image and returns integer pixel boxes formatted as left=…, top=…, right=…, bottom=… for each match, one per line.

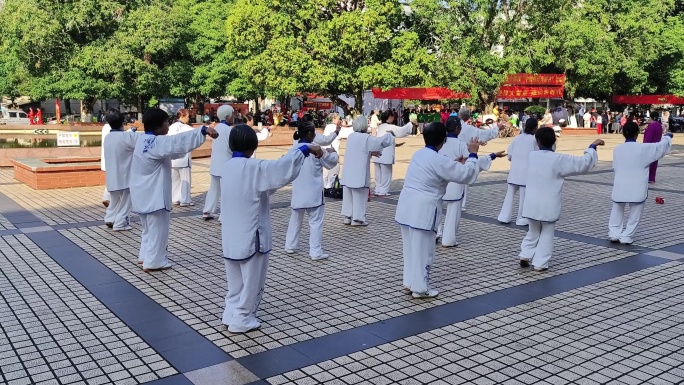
left=324, top=176, right=343, bottom=199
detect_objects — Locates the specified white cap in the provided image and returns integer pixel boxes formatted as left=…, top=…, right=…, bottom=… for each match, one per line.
left=217, top=105, right=234, bottom=121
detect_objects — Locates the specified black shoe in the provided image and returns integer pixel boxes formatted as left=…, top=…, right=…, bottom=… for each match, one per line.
left=519, top=259, right=531, bottom=268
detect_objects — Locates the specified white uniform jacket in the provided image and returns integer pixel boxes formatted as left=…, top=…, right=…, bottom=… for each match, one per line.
left=522, top=147, right=598, bottom=222
left=220, top=147, right=309, bottom=261
left=293, top=130, right=338, bottom=147
left=459, top=121, right=499, bottom=144
left=291, top=144, right=339, bottom=209
left=612, top=136, right=672, bottom=203
left=395, top=147, right=480, bottom=232
left=506, top=133, right=539, bottom=186
left=372, top=122, right=413, bottom=165
left=322, top=124, right=341, bottom=153
left=209, top=123, right=232, bottom=177
left=103, top=130, right=138, bottom=192
left=130, top=130, right=206, bottom=214
left=100, top=124, right=111, bottom=171
left=341, top=132, right=394, bottom=188
left=438, top=137, right=492, bottom=201
left=168, top=122, right=195, bottom=168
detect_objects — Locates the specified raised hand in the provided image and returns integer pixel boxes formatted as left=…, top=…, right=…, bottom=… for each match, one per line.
left=204, top=126, right=219, bottom=138
left=467, top=138, right=480, bottom=154
left=456, top=156, right=466, bottom=164
left=592, top=139, right=605, bottom=146
left=494, top=151, right=506, bottom=158
left=308, top=144, right=324, bottom=158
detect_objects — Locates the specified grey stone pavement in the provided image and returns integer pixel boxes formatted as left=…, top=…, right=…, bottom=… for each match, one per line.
left=0, top=134, right=683, bottom=385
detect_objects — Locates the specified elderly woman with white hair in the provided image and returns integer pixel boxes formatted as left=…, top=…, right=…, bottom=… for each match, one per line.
left=341, top=117, right=395, bottom=226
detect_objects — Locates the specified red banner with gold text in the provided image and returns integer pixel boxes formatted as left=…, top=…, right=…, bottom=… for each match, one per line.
left=498, top=86, right=564, bottom=99
left=504, top=74, right=566, bottom=86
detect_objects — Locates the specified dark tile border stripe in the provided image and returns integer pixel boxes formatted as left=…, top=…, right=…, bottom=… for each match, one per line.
left=0, top=191, right=232, bottom=373
left=237, top=253, right=670, bottom=379
left=0, top=229, right=22, bottom=236
left=144, top=374, right=193, bottom=385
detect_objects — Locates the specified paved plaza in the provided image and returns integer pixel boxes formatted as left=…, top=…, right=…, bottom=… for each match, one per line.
left=1, top=134, right=684, bottom=385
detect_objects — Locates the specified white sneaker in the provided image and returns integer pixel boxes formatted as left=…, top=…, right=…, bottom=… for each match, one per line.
left=515, top=221, right=529, bottom=226
left=202, top=213, right=214, bottom=221
left=113, top=226, right=133, bottom=231
left=173, top=201, right=181, bottom=206
left=284, top=249, right=296, bottom=254
left=351, top=220, right=368, bottom=227
left=343, top=217, right=352, bottom=225
left=412, top=289, right=439, bottom=299
left=619, top=238, right=634, bottom=245
left=311, top=254, right=329, bottom=261
left=180, top=202, right=195, bottom=207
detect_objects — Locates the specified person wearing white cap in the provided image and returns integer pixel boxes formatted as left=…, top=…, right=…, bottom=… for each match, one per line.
left=457, top=108, right=500, bottom=211
left=340, top=116, right=395, bottom=226
left=203, top=105, right=234, bottom=221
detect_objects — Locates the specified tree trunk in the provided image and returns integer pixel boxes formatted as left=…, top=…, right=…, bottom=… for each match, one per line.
left=479, top=91, right=496, bottom=114
left=354, top=89, right=364, bottom=113
left=80, top=98, right=95, bottom=122
left=63, top=99, right=73, bottom=116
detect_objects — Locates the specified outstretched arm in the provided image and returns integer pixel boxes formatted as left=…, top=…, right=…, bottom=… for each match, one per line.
left=642, top=134, right=672, bottom=166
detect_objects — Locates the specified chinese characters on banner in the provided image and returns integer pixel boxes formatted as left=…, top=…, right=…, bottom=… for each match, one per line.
left=504, top=74, right=566, bottom=86
left=56, top=132, right=80, bottom=147
left=497, top=86, right=565, bottom=99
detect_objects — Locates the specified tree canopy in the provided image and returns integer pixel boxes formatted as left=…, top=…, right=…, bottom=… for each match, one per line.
left=0, top=0, right=682, bottom=115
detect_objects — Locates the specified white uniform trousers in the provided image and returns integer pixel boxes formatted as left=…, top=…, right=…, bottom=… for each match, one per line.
left=608, top=202, right=644, bottom=244
left=222, top=254, right=269, bottom=333
left=341, top=187, right=369, bottom=223
left=138, top=210, right=171, bottom=269
left=498, top=184, right=528, bottom=225
left=401, top=225, right=435, bottom=294
left=102, top=187, right=111, bottom=202
left=103, top=192, right=115, bottom=225
left=323, top=164, right=340, bottom=189
left=172, top=167, right=192, bottom=205
left=462, top=186, right=468, bottom=210
left=108, top=189, right=132, bottom=230
left=437, top=200, right=462, bottom=247
left=285, top=206, right=325, bottom=258
left=519, top=220, right=555, bottom=269
left=373, top=163, right=393, bottom=195
left=203, top=175, right=221, bottom=215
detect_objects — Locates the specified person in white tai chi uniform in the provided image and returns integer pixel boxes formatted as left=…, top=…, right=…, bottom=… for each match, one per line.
left=497, top=118, right=539, bottom=226
left=436, top=117, right=501, bottom=247
left=519, top=127, right=604, bottom=271
left=372, top=111, right=413, bottom=196
left=220, top=124, right=323, bottom=333
left=130, top=109, right=218, bottom=272
left=101, top=120, right=112, bottom=211
left=168, top=109, right=195, bottom=207
left=102, top=110, right=138, bottom=231
left=457, top=108, right=500, bottom=211
left=396, top=122, right=505, bottom=298
left=322, top=113, right=343, bottom=189
left=609, top=122, right=672, bottom=244
left=203, top=105, right=234, bottom=221
left=341, top=116, right=395, bottom=226
left=284, top=122, right=339, bottom=260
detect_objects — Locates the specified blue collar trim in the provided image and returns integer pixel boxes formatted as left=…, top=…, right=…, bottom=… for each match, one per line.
left=144, top=131, right=155, bottom=135
left=540, top=146, right=555, bottom=152
left=232, top=151, right=248, bottom=158
left=447, top=134, right=458, bottom=138
left=625, top=139, right=637, bottom=142
left=220, top=120, right=228, bottom=125
left=426, top=145, right=438, bottom=152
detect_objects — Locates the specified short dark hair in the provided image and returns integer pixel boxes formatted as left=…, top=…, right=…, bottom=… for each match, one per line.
left=445, top=116, right=461, bottom=134
left=524, top=118, right=538, bottom=134
left=381, top=110, right=393, bottom=123
left=293, top=121, right=315, bottom=141
left=535, top=127, right=556, bottom=149
left=622, top=121, right=639, bottom=139
left=105, top=110, right=125, bottom=130
left=142, top=109, right=169, bottom=132
left=423, top=122, right=447, bottom=147
left=229, top=124, right=258, bottom=152
left=650, top=112, right=660, bottom=121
